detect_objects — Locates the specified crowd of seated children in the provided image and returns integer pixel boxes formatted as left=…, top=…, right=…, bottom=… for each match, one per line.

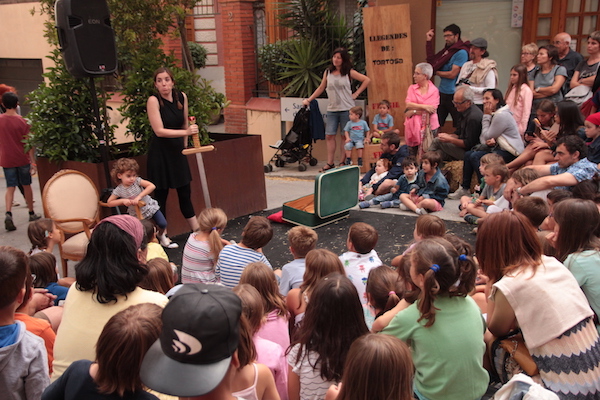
left=359, top=156, right=418, bottom=209
left=398, top=151, right=450, bottom=215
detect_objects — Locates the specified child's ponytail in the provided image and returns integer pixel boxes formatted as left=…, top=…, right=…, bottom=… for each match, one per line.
left=411, top=238, right=473, bottom=328
left=366, top=265, right=404, bottom=317
left=197, top=208, right=228, bottom=258
left=27, top=218, right=54, bottom=254
left=444, top=233, right=477, bottom=296
left=454, top=254, right=477, bottom=296
left=417, top=265, right=441, bottom=327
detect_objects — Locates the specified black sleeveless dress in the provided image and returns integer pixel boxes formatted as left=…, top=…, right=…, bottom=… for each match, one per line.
left=147, top=92, right=192, bottom=189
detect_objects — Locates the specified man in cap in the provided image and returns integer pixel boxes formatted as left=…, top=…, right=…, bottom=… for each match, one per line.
left=140, top=284, right=244, bottom=400
left=455, top=37, right=498, bottom=109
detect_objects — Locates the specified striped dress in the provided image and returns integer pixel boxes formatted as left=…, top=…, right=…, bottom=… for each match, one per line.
left=181, top=234, right=217, bottom=284
left=494, top=256, right=600, bottom=399
left=215, top=243, right=272, bottom=288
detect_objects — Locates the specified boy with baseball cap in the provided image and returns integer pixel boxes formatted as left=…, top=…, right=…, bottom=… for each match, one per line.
left=140, top=283, right=244, bottom=399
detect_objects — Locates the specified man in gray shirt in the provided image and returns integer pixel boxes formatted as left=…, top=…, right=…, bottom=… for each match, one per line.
left=553, top=32, right=584, bottom=94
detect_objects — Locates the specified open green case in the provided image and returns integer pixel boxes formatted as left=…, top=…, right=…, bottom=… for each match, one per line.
left=282, top=166, right=359, bottom=228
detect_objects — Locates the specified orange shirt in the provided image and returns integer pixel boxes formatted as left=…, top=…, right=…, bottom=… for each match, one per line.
left=14, top=313, right=55, bottom=374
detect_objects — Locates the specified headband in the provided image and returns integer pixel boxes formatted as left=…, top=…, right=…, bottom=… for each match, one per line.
left=98, top=215, right=144, bottom=249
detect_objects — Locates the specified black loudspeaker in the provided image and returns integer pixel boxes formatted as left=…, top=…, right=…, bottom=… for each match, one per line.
left=55, top=0, right=117, bottom=78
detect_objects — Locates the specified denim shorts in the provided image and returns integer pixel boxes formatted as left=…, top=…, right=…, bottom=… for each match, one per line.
left=326, top=110, right=350, bottom=136
left=344, top=139, right=365, bottom=151
left=3, top=165, right=32, bottom=187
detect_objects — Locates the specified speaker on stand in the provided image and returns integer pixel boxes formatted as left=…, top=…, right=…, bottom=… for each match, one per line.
left=55, top=0, right=118, bottom=195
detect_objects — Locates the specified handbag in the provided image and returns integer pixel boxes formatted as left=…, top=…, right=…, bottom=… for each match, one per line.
left=419, top=113, right=434, bottom=159
left=490, top=330, right=539, bottom=384
left=496, top=136, right=520, bottom=157
left=565, top=85, right=593, bottom=105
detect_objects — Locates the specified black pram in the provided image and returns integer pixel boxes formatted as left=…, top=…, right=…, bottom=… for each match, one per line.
left=264, top=106, right=317, bottom=172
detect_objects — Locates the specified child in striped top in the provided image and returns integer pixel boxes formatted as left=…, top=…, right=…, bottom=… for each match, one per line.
left=181, top=208, right=230, bottom=284
left=216, top=216, right=273, bottom=288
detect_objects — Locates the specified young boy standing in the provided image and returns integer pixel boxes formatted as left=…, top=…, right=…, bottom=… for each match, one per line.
left=398, top=151, right=450, bottom=215
left=0, top=92, right=41, bottom=231
left=216, top=216, right=273, bottom=288
left=343, top=106, right=370, bottom=166
left=0, top=246, right=49, bottom=399
left=279, top=226, right=318, bottom=296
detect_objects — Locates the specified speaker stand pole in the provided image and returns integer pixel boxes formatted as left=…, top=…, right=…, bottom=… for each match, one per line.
left=88, top=77, right=112, bottom=200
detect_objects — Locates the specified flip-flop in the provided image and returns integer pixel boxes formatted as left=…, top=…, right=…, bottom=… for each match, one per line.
left=320, top=163, right=335, bottom=172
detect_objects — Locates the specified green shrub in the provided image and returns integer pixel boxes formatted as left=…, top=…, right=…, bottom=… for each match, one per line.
left=188, top=42, right=208, bottom=69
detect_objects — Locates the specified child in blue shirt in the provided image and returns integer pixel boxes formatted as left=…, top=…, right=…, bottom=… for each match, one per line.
left=344, top=106, right=370, bottom=166
left=359, top=156, right=418, bottom=209
left=399, top=151, right=450, bottom=215
left=371, top=100, right=399, bottom=142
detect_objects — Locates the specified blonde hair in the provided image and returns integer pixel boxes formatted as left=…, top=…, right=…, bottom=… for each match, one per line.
left=197, top=208, right=228, bottom=258
left=287, top=226, right=318, bottom=257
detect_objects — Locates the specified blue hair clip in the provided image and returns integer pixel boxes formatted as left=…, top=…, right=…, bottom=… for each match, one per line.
left=459, top=254, right=468, bottom=261
left=211, top=227, right=218, bottom=231
left=430, top=264, right=440, bottom=273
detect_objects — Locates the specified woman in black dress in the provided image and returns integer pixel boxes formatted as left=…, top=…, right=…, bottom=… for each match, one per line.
left=146, top=67, right=200, bottom=242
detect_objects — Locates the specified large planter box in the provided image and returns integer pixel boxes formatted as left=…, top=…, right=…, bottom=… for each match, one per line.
left=37, top=133, right=267, bottom=236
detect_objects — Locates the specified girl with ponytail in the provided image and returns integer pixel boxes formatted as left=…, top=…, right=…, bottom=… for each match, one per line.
left=181, top=207, right=230, bottom=283
left=382, top=238, right=488, bottom=400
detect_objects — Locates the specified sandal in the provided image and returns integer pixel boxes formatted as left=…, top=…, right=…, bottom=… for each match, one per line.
left=320, top=163, right=335, bottom=172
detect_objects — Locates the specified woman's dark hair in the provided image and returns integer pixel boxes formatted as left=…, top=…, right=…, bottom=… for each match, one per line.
left=76, top=222, right=148, bottom=304
left=95, top=303, right=162, bottom=396
left=538, top=45, right=559, bottom=65
left=553, top=199, right=600, bottom=261
left=410, top=238, right=477, bottom=327
left=572, top=178, right=600, bottom=201
left=557, top=100, right=585, bottom=138
left=329, top=48, right=352, bottom=76
left=29, top=252, right=58, bottom=288
left=290, top=273, right=368, bottom=382
left=506, top=64, right=529, bottom=109
left=152, top=67, right=183, bottom=109
left=483, top=88, right=506, bottom=109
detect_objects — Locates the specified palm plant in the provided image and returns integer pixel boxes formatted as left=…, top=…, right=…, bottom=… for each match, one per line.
left=277, top=39, right=329, bottom=98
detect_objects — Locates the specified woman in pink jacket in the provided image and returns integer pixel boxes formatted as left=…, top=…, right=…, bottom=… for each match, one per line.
left=404, top=63, right=440, bottom=154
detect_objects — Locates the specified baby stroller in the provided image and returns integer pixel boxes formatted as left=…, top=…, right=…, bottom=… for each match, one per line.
left=265, top=106, right=318, bottom=172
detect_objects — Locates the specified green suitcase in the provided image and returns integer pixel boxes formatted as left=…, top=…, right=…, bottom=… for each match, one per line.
left=282, top=166, right=360, bottom=228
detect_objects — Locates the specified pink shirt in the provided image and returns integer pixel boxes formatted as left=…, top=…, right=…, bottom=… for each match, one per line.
left=254, top=335, right=288, bottom=400
left=256, top=310, right=290, bottom=350
left=505, top=83, right=533, bottom=136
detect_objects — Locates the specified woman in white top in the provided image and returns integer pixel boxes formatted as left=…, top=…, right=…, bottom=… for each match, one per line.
left=303, top=48, right=370, bottom=171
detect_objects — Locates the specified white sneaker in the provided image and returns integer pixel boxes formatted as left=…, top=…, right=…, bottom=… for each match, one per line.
left=448, top=187, right=470, bottom=200
left=399, top=203, right=408, bottom=211
left=415, top=208, right=428, bottom=215
left=159, top=234, right=179, bottom=249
